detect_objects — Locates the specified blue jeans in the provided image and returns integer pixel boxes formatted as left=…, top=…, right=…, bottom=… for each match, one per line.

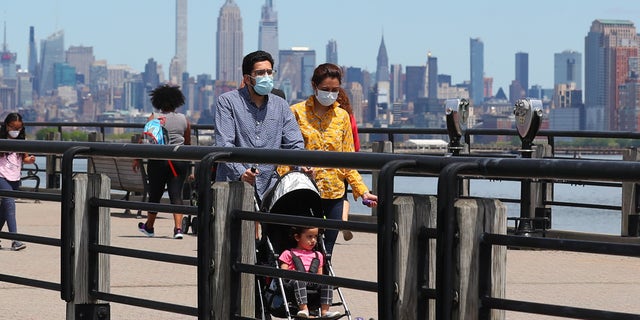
left=321, top=198, right=343, bottom=255
left=0, top=177, right=20, bottom=233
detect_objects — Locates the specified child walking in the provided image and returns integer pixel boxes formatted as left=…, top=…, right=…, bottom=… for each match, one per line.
left=0, top=113, right=36, bottom=251
left=278, top=226, right=340, bottom=318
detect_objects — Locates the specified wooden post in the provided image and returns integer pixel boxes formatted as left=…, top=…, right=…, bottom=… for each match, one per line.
left=393, top=195, right=437, bottom=320
left=211, top=181, right=255, bottom=318
left=622, top=148, right=640, bottom=236
left=66, top=173, right=111, bottom=319
left=532, top=144, right=554, bottom=229
left=455, top=198, right=506, bottom=320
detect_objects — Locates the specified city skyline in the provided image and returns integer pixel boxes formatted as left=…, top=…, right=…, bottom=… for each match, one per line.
left=3, top=0, right=640, bottom=92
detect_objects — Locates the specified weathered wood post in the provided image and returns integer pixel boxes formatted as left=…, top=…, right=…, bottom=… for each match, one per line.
left=394, top=195, right=437, bottom=320
left=622, top=147, right=640, bottom=236
left=455, top=198, right=506, bottom=320
left=66, top=173, right=111, bottom=319
left=211, top=181, right=255, bottom=318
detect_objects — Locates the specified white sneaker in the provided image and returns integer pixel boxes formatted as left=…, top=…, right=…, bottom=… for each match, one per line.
left=296, top=309, right=309, bottom=318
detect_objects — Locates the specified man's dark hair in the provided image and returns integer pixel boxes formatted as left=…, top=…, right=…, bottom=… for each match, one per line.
left=242, top=50, right=274, bottom=75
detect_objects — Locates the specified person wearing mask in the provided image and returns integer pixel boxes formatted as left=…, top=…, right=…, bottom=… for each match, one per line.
left=0, top=113, right=36, bottom=251
left=288, top=63, right=378, bottom=255
left=215, top=50, right=306, bottom=203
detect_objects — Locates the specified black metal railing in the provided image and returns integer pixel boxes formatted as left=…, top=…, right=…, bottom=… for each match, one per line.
left=2, top=139, right=640, bottom=319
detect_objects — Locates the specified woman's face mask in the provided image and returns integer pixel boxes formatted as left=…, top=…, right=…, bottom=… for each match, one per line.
left=8, top=131, right=20, bottom=139
left=315, top=89, right=339, bottom=107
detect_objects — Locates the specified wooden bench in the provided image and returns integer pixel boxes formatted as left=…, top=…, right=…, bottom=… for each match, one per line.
left=90, top=156, right=149, bottom=216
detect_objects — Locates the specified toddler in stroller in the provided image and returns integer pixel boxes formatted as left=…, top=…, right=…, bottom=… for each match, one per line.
left=279, top=226, right=340, bottom=318
left=257, top=171, right=350, bottom=319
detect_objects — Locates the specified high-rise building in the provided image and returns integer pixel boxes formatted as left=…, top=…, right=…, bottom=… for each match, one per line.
left=28, top=27, right=38, bottom=79
left=515, top=52, right=529, bottom=97
left=258, top=0, right=278, bottom=61
left=1, top=22, right=17, bottom=83
left=326, top=39, right=338, bottom=64
left=66, top=46, right=94, bottom=84
left=585, top=19, right=639, bottom=130
left=554, top=50, right=582, bottom=89
left=376, top=35, right=389, bottom=82
left=469, top=38, right=484, bottom=104
left=405, top=66, right=426, bottom=103
left=483, top=77, right=493, bottom=98
left=53, top=63, right=76, bottom=88
left=427, top=53, right=438, bottom=99
left=39, top=30, right=65, bottom=95
left=216, top=0, right=243, bottom=85
left=16, top=70, right=33, bottom=108
left=175, top=0, right=188, bottom=83
left=390, top=64, right=403, bottom=103
left=278, top=47, right=315, bottom=101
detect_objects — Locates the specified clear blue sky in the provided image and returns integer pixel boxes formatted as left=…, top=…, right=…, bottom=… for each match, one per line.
left=4, top=0, right=640, bottom=92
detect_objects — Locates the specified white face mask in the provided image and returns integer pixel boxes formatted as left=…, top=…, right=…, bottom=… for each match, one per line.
left=8, top=131, right=20, bottom=138
left=315, top=89, right=339, bottom=107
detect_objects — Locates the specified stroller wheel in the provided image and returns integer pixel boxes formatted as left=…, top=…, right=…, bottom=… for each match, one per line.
left=190, top=217, right=198, bottom=235
left=181, top=216, right=191, bottom=234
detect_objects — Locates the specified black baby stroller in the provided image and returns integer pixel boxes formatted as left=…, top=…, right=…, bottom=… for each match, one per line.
left=255, top=171, right=352, bottom=320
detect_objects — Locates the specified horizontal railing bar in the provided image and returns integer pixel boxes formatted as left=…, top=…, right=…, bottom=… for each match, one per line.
left=233, top=210, right=378, bottom=233
left=234, top=263, right=378, bottom=293
left=90, top=198, right=198, bottom=215
left=0, top=274, right=60, bottom=292
left=91, top=244, right=197, bottom=266
left=92, top=291, right=198, bottom=316
left=482, top=297, right=640, bottom=320
left=0, top=189, right=61, bottom=202
left=547, top=201, right=620, bottom=211
left=483, top=233, right=640, bottom=257
left=0, top=231, right=61, bottom=247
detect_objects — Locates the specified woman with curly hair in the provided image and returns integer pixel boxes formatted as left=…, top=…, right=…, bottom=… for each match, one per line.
left=134, top=84, right=191, bottom=239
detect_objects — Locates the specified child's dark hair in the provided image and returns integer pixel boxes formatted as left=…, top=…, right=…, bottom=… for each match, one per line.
left=0, top=112, right=25, bottom=140
left=290, top=226, right=321, bottom=239
left=149, top=84, right=185, bottom=111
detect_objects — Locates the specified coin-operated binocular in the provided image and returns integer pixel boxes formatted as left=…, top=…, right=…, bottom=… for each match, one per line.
left=444, top=98, right=470, bottom=155
left=514, top=98, right=544, bottom=154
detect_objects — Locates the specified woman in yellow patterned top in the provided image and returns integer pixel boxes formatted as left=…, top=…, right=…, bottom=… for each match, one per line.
left=289, top=63, right=378, bottom=255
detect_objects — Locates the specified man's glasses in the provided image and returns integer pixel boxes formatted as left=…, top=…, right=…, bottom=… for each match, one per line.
left=252, top=69, right=276, bottom=76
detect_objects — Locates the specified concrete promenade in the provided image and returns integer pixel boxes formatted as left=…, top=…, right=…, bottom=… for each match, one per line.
left=1, top=200, right=639, bottom=319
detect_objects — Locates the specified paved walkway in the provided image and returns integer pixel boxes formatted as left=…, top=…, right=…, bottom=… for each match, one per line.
left=1, top=200, right=639, bottom=319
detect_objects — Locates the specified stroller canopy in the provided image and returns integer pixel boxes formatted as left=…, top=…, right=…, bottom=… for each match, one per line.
left=261, top=171, right=322, bottom=217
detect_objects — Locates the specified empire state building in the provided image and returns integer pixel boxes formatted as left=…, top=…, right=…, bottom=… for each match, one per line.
left=216, top=0, right=243, bottom=85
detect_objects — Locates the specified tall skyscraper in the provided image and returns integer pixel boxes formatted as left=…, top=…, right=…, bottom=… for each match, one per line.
left=216, top=0, right=243, bottom=85
left=66, top=46, right=94, bottom=84
left=585, top=19, right=639, bottom=130
left=470, top=38, right=484, bottom=104
left=258, top=0, right=278, bottom=61
left=326, top=39, right=338, bottom=64
left=278, top=47, right=315, bottom=101
left=175, top=0, right=188, bottom=85
left=376, top=35, right=389, bottom=82
left=554, top=50, right=582, bottom=89
left=405, top=66, right=426, bottom=103
left=1, top=22, right=17, bottom=82
left=427, top=53, right=438, bottom=99
left=38, top=30, right=65, bottom=95
left=28, top=27, right=38, bottom=76
left=390, top=64, right=403, bottom=103
left=515, top=52, right=529, bottom=96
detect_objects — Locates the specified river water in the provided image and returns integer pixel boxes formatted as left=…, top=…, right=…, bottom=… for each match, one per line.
left=348, top=154, right=625, bottom=235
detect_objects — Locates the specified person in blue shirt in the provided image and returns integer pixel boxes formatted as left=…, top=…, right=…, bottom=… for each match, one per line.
left=214, top=50, right=305, bottom=202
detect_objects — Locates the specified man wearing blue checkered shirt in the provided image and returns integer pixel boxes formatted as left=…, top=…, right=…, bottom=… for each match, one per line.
left=215, top=50, right=305, bottom=201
